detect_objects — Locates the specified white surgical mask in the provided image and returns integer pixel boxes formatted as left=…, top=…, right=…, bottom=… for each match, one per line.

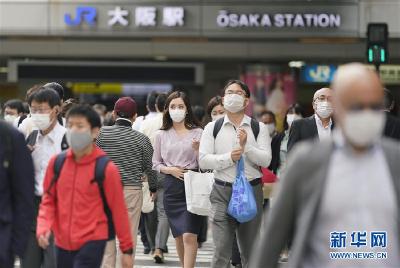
left=31, top=113, right=52, bottom=130
left=169, top=109, right=186, bottom=123
left=342, top=110, right=385, bottom=147
left=266, top=123, right=275, bottom=136
left=286, top=114, right=302, bottom=128
left=224, top=94, right=245, bottom=113
left=211, top=114, right=225, bottom=122
left=316, top=101, right=333, bottom=119
left=66, top=129, right=93, bottom=152
left=4, top=115, right=18, bottom=124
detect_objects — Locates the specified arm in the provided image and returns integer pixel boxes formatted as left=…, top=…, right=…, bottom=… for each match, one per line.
left=243, top=122, right=271, bottom=167
left=199, top=123, right=235, bottom=170
left=36, top=156, right=57, bottom=239
left=152, top=131, right=167, bottom=173
left=250, top=144, right=307, bottom=267
left=103, top=163, right=133, bottom=253
left=287, top=119, right=301, bottom=153
left=142, top=136, right=157, bottom=193
left=11, top=130, right=35, bottom=257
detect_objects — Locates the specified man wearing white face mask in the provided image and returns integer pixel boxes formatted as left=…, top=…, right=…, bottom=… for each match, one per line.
left=199, top=80, right=271, bottom=268
left=21, top=87, right=66, bottom=268
left=288, top=87, right=334, bottom=152
left=252, top=63, right=400, bottom=267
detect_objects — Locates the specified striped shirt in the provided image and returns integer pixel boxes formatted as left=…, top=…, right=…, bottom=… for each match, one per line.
left=96, top=119, right=157, bottom=191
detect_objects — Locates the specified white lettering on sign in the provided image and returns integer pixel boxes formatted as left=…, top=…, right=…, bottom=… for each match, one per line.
left=108, top=6, right=129, bottom=26
left=217, top=11, right=341, bottom=28
left=163, top=7, right=184, bottom=27
left=135, top=7, right=156, bottom=26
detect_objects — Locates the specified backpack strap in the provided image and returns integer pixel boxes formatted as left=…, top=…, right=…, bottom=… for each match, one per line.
left=250, top=118, right=260, bottom=141
left=213, top=117, right=224, bottom=139
left=46, top=151, right=68, bottom=195
left=93, top=156, right=115, bottom=240
left=26, top=130, right=39, bottom=147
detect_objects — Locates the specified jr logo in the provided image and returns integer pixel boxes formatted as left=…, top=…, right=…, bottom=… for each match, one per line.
left=65, top=6, right=97, bottom=26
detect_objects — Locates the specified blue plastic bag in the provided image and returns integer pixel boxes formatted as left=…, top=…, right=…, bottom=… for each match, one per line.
left=227, top=156, right=258, bottom=223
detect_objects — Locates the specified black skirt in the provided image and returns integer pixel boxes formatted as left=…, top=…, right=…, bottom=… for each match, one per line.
left=163, top=174, right=205, bottom=238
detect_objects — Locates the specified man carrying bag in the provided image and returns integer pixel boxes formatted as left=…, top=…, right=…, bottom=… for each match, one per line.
left=199, top=80, right=272, bottom=268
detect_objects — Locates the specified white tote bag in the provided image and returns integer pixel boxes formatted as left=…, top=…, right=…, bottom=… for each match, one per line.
left=141, top=182, right=154, bottom=213
left=184, top=171, right=214, bottom=216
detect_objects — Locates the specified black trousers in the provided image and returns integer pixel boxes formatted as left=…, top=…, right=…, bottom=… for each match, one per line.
left=56, top=240, right=107, bottom=268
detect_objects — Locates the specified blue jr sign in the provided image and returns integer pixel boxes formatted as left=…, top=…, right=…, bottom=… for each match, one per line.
left=65, top=6, right=97, bottom=26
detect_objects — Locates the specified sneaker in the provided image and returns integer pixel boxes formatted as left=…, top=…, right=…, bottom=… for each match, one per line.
left=154, top=249, right=165, bottom=264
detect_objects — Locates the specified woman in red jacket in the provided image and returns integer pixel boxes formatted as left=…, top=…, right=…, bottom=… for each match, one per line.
left=36, top=105, right=133, bottom=268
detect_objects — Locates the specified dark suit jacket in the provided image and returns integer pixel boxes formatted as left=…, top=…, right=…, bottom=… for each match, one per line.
left=251, top=138, right=400, bottom=268
left=384, top=112, right=400, bottom=141
left=268, top=132, right=286, bottom=174
left=0, top=121, right=34, bottom=266
left=288, top=115, right=334, bottom=152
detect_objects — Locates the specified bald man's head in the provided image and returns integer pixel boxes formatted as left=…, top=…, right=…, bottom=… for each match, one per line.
left=313, top=87, right=333, bottom=119
left=331, top=63, right=385, bottom=150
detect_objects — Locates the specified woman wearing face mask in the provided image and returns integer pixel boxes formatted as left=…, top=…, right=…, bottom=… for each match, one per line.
left=207, top=95, right=225, bottom=122
left=152, top=91, right=204, bottom=268
left=268, top=103, right=304, bottom=178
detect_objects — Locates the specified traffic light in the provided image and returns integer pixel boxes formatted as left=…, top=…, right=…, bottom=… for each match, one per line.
left=366, top=23, right=388, bottom=64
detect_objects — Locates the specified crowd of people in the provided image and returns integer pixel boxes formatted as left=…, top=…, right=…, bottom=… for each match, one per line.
left=1, top=62, right=400, bottom=268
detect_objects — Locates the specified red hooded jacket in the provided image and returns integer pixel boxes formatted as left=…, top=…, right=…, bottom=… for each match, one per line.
left=37, top=145, right=133, bottom=252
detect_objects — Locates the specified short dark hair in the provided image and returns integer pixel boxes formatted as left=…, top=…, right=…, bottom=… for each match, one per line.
left=28, top=87, right=61, bottom=108
left=260, top=110, right=276, bottom=123
left=384, top=88, right=395, bottom=112
left=4, top=99, right=24, bottom=114
left=25, top=84, right=42, bottom=102
left=161, top=91, right=201, bottom=130
left=206, top=95, right=223, bottom=117
left=156, top=93, right=167, bottom=112
left=66, top=104, right=101, bottom=129
left=192, top=105, right=206, bottom=123
left=223, top=80, right=251, bottom=98
left=283, top=103, right=305, bottom=130
left=147, top=92, right=159, bottom=112
left=44, top=82, right=64, bottom=101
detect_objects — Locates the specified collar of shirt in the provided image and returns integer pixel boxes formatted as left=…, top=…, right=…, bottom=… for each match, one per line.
left=116, top=118, right=133, bottom=127
left=314, top=114, right=332, bottom=129
left=222, top=114, right=251, bottom=128
left=38, top=122, right=64, bottom=143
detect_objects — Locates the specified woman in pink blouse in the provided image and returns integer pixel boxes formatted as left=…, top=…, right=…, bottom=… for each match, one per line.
left=152, top=91, right=205, bottom=268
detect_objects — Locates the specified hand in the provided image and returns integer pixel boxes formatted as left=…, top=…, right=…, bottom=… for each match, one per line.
left=168, top=167, right=186, bottom=180
left=231, top=148, right=244, bottom=162
left=150, top=192, right=157, bottom=202
left=192, top=139, right=200, bottom=152
left=37, top=230, right=51, bottom=249
left=121, top=253, right=133, bottom=268
left=27, top=144, right=36, bottom=152
left=237, top=128, right=247, bottom=148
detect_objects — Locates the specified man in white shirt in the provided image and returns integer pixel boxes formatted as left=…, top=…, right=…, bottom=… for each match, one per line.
left=199, top=80, right=271, bottom=268
left=21, top=87, right=66, bottom=268
left=252, top=63, right=400, bottom=267
left=288, top=87, right=334, bottom=152
left=132, top=92, right=159, bottom=131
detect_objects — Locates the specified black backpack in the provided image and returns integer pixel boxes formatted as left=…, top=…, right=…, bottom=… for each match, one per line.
left=26, top=130, right=69, bottom=151
left=213, top=117, right=260, bottom=140
left=46, top=152, right=115, bottom=240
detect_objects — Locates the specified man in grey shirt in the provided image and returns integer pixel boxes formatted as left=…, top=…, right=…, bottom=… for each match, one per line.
left=251, top=63, right=400, bottom=267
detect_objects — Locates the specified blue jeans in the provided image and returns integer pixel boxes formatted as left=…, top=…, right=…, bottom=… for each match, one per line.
left=56, top=240, right=107, bottom=268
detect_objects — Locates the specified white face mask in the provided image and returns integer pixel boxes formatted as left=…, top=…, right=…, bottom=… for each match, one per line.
left=224, top=94, right=245, bottom=113
left=169, top=109, right=186, bottom=123
left=211, top=114, right=225, bottom=122
left=4, top=114, right=18, bottom=124
left=266, top=123, right=275, bottom=136
left=31, top=113, right=52, bottom=130
left=342, top=110, right=385, bottom=147
left=286, top=114, right=302, bottom=128
left=316, top=101, right=333, bottom=119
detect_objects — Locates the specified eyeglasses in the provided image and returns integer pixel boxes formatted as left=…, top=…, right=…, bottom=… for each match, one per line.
left=30, top=107, right=52, bottom=114
left=225, top=90, right=247, bottom=97
left=314, top=95, right=333, bottom=102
